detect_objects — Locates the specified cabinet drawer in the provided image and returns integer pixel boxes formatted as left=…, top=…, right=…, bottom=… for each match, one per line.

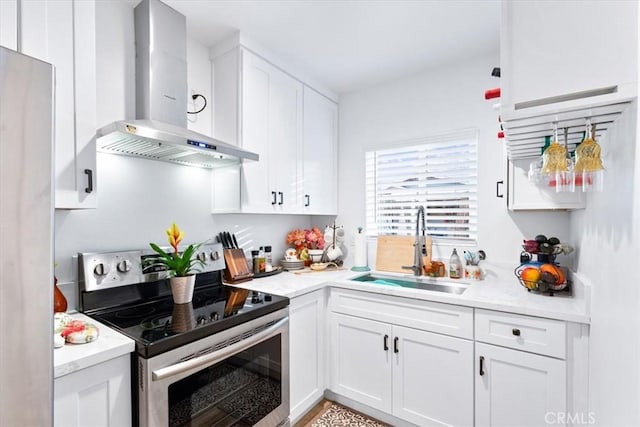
left=475, top=309, right=566, bottom=358
left=329, top=288, right=473, bottom=339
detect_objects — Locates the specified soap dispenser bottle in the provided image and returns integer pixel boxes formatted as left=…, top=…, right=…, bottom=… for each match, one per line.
left=449, top=248, right=462, bottom=279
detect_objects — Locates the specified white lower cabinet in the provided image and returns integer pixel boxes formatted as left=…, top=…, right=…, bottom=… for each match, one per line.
left=474, top=309, right=570, bottom=427
left=326, top=290, right=587, bottom=427
left=54, top=354, right=131, bottom=427
left=328, top=289, right=474, bottom=426
left=475, top=342, right=566, bottom=427
left=289, top=289, right=326, bottom=423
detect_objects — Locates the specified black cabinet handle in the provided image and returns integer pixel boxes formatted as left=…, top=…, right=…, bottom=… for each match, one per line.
left=479, top=356, right=485, bottom=376
left=271, top=191, right=277, bottom=205
left=496, top=180, right=504, bottom=198
left=393, top=337, right=399, bottom=353
left=383, top=334, right=389, bottom=351
left=304, top=194, right=310, bottom=207
left=278, top=191, right=284, bottom=205
left=84, top=169, right=93, bottom=193
left=512, top=328, right=521, bottom=336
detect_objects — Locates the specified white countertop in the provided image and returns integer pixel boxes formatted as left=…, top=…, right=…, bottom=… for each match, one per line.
left=54, top=263, right=589, bottom=379
left=53, top=312, right=135, bottom=379
left=231, top=262, right=591, bottom=324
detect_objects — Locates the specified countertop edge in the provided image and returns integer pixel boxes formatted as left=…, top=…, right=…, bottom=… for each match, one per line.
left=233, top=268, right=591, bottom=324
left=53, top=313, right=135, bottom=379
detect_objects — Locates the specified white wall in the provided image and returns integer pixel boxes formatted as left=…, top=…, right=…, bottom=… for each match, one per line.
left=337, top=53, right=571, bottom=266
left=570, top=101, right=640, bottom=426
left=54, top=1, right=312, bottom=306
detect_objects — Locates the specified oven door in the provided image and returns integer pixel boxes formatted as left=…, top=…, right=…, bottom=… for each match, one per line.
left=139, top=308, right=289, bottom=427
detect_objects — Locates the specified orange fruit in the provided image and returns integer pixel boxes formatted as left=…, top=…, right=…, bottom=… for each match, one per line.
left=520, top=267, right=541, bottom=289
left=539, top=264, right=565, bottom=285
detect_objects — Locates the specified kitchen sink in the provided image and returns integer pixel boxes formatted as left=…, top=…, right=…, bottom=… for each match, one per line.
left=351, top=273, right=468, bottom=295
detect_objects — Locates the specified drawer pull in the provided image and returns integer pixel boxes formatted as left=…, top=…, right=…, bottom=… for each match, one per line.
left=479, top=356, right=485, bottom=376
left=383, top=334, right=389, bottom=351
left=512, top=328, right=521, bottom=336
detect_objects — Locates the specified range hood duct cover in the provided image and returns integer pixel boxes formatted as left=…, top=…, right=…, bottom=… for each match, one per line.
left=96, top=0, right=258, bottom=168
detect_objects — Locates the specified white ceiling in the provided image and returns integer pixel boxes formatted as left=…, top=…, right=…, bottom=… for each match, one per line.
left=164, top=0, right=501, bottom=95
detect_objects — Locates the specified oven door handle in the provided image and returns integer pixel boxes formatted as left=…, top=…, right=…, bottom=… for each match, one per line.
left=151, top=317, right=288, bottom=382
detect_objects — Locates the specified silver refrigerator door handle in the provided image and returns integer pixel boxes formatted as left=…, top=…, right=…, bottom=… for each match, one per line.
left=152, top=317, right=288, bottom=381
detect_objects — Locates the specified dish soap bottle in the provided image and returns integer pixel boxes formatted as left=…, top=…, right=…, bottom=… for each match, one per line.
left=449, top=248, right=462, bottom=279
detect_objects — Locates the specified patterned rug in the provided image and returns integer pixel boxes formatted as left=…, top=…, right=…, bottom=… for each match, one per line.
left=310, top=403, right=390, bottom=427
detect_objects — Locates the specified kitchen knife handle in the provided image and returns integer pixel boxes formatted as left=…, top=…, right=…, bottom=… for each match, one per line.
left=271, top=191, right=277, bottom=205
left=479, top=356, right=485, bottom=376
left=393, top=336, right=399, bottom=353
left=278, top=191, right=284, bottom=205
left=84, top=169, right=93, bottom=193
left=232, top=234, right=239, bottom=249
left=383, top=334, right=389, bottom=351
left=496, top=180, right=504, bottom=198
left=304, top=194, right=310, bottom=207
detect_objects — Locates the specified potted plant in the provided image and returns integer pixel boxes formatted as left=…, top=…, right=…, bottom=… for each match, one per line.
left=149, top=223, right=204, bottom=304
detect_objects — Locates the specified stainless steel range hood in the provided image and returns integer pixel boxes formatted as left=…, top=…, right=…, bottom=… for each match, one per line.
left=96, top=0, right=258, bottom=168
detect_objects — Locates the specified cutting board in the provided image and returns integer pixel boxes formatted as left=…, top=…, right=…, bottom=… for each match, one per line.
left=376, top=235, right=432, bottom=274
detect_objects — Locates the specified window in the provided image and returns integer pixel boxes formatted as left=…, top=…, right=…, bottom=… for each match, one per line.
left=365, top=130, right=478, bottom=244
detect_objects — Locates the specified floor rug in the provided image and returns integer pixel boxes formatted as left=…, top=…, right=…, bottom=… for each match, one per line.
left=309, top=403, right=390, bottom=427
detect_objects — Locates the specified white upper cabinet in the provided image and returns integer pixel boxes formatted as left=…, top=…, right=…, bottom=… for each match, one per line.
left=302, top=87, right=338, bottom=215
left=500, top=0, right=638, bottom=159
left=212, top=41, right=338, bottom=215
left=20, top=0, right=97, bottom=209
left=240, top=49, right=302, bottom=213
left=212, top=48, right=302, bottom=213
left=501, top=0, right=637, bottom=113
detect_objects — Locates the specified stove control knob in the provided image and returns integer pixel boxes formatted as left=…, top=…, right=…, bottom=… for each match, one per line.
left=264, top=294, right=272, bottom=302
left=197, top=316, right=207, bottom=326
left=117, top=260, right=132, bottom=273
left=197, top=252, right=207, bottom=262
left=94, top=263, right=110, bottom=276
left=210, top=312, right=219, bottom=321
left=210, top=251, right=220, bottom=261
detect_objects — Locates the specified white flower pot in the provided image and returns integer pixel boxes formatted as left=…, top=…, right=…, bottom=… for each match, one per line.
left=169, top=275, right=196, bottom=304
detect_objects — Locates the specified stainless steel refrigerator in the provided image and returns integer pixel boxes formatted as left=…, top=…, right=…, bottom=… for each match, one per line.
left=0, top=46, right=54, bottom=426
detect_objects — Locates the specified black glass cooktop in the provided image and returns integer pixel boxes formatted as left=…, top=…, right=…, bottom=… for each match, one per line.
left=84, top=281, right=288, bottom=358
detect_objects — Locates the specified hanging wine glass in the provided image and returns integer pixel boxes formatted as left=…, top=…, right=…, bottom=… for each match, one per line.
left=574, top=120, right=604, bottom=192
left=542, top=122, right=568, bottom=189
left=555, top=127, right=575, bottom=193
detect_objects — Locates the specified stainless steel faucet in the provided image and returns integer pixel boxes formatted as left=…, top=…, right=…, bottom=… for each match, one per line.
left=402, top=206, right=427, bottom=276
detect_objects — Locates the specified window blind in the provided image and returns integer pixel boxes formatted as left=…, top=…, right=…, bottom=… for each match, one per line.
left=365, top=131, right=478, bottom=243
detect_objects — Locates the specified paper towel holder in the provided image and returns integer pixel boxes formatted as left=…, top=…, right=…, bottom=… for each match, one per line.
left=351, top=227, right=371, bottom=272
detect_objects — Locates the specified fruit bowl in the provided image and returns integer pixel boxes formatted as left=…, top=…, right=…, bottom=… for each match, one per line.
left=514, top=262, right=569, bottom=296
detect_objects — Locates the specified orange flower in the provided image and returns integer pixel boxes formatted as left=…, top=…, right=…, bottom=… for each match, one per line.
left=165, top=223, right=184, bottom=254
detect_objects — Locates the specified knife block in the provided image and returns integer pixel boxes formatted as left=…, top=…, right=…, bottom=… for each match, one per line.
left=222, top=248, right=253, bottom=283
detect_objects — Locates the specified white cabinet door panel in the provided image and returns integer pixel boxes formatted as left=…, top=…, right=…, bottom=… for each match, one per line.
left=393, top=326, right=473, bottom=426
left=54, top=354, right=131, bottom=427
left=475, top=342, right=566, bottom=427
left=289, top=290, right=325, bottom=423
left=330, top=313, right=392, bottom=412
left=302, top=87, right=338, bottom=214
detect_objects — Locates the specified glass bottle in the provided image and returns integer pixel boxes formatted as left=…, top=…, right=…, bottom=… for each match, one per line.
left=449, top=248, right=462, bottom=279
left=258, top=246, right=266, bottom=273
left=251, top=250, right=260, bottom=274
left=264, top=245, right=273, bottom=272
